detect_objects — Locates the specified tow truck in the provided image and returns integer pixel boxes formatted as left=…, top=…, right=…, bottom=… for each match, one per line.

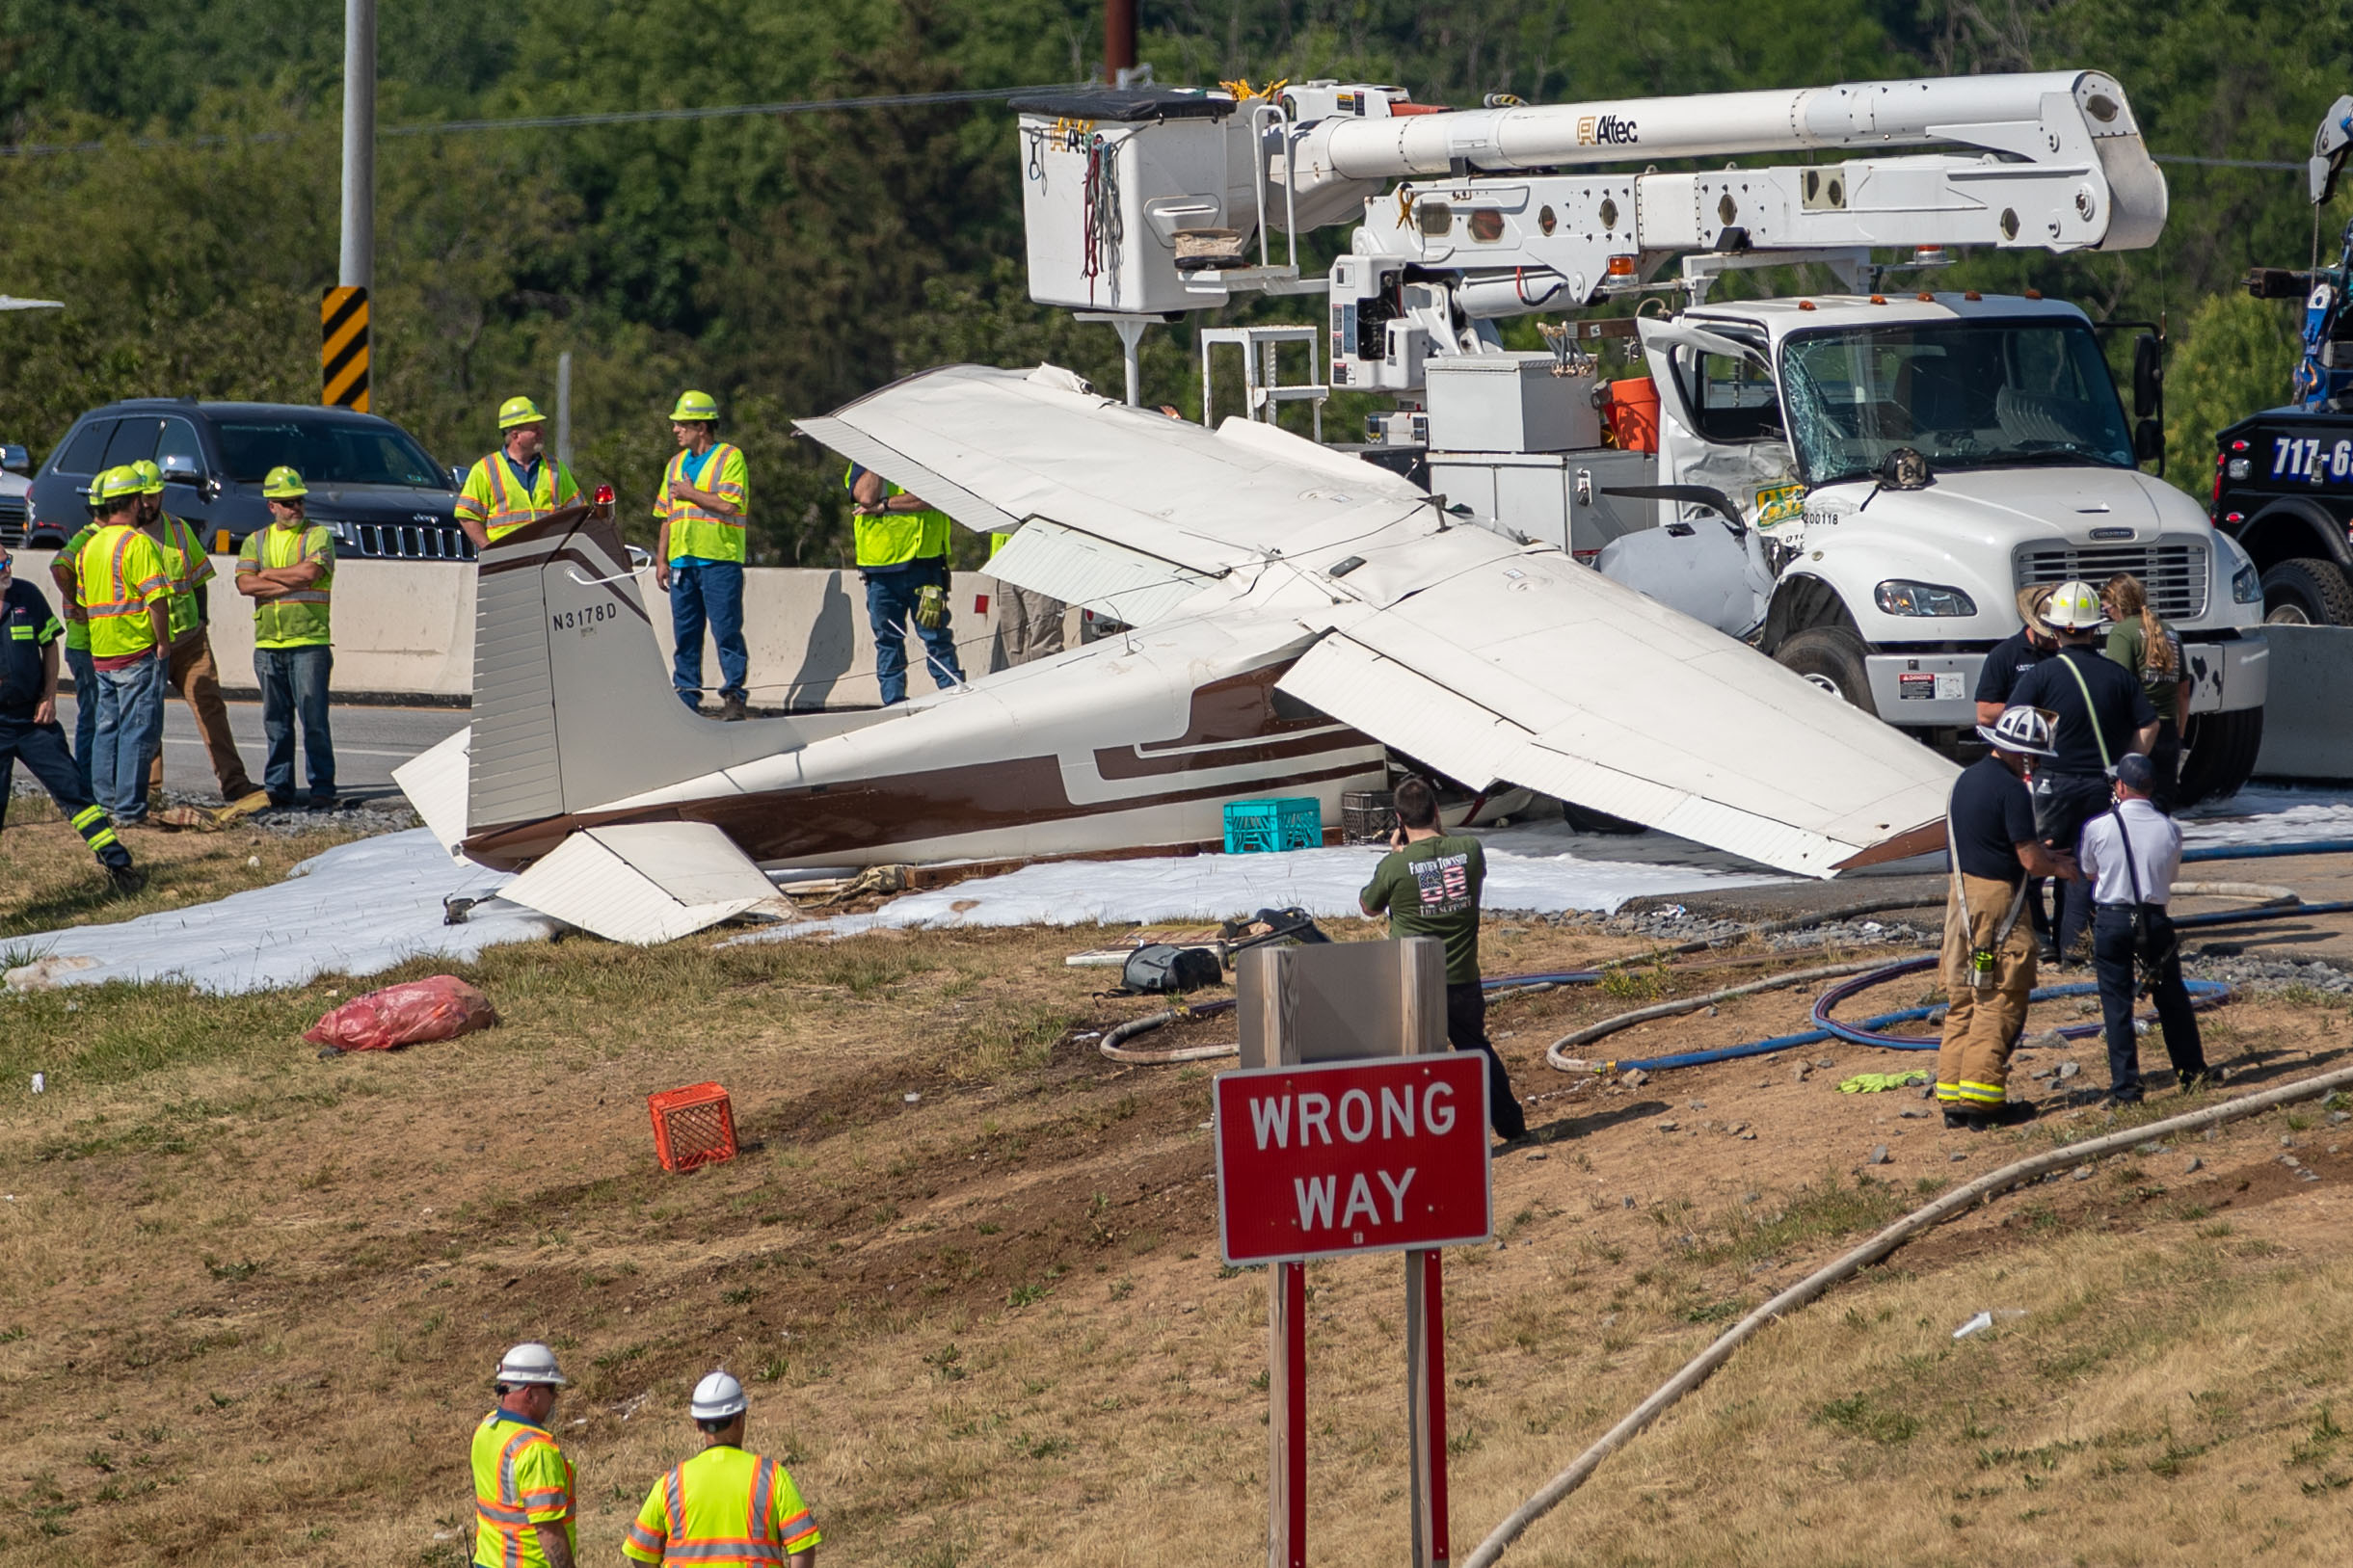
left=1009, top=70, right=2270, bottom=803
left=2214, top=93, right=2353, bottom=626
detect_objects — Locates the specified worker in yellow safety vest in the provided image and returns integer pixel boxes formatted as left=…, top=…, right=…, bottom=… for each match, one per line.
left=50, top=468, right=123, bottom=792
left=623, top=1371, right=820, bottom=1567
left=472, top=1342, right=578, bottom=1568
left=845, top=464, right=962, bottom=705
left=653, top=390, right=752, bottom=720
left=75, top=465, right=174, bottom=827
left=454, top=396, right=582, bottom=549
left=129, top=459, right=262, bottom=811
left=235, top=467, right=338, bottom=809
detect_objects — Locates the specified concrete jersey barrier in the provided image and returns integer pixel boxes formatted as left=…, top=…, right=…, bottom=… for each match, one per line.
left=15, top=549, right=1045, bottom=707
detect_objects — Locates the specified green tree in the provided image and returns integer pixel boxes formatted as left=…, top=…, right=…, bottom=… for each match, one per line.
left=2166, top=289, right=2299, bottom=480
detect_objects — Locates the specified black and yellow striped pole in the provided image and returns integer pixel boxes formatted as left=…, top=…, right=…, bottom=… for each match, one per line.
left=320, top=285, right=370, bottom=412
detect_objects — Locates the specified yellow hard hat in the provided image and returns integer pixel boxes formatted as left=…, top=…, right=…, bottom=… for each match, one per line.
left=261, top=465, right=308, bottom=499
left=95, top=465, right=144, bottom=503
left=130, top=458, right=165, bottom=494
left=497, top=395, right=548, bottom=430
left=669, top=389, right=720, bottom=423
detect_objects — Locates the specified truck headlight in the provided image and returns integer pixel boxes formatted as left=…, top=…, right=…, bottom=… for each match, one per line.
left=2233, top=558, right=2261, bottom=603
left=1874, top=579, right=1977, bottom=617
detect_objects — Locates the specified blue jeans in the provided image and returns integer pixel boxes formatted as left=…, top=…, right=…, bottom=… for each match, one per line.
left=864, top=559, right=963, bottom=705
left=256, top=645, right=334, bottom=800
left=668, top=560, right=749, bottom=708
left=66, top=643, right=97, bottom=796
left=90, top=651, right=167, bottom=823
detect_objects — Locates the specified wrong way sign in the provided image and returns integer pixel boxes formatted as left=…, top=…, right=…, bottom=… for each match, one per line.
left=1215, top=1053, right=1492, bottom=1266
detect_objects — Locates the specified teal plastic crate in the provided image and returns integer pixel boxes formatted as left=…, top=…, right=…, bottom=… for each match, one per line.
left=1224, top=797, right=1322, bottom=854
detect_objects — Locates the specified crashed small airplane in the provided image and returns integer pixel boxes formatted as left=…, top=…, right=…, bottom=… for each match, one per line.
left=395, top=363, right=1958, bottom=945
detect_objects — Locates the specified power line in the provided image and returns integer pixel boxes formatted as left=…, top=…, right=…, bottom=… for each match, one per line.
left=0, top=83, right=1079, bottom=159
left=0, top=93, right=2313, bottom=173
left=2155, top=153, right=2301, bottom=172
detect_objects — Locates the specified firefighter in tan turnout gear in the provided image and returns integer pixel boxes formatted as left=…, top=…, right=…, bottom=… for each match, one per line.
left=1935, top=705, right=2076, bottom=1129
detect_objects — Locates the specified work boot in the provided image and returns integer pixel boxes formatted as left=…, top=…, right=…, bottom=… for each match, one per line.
left=1982, top=1100, right=2038, bottom=1128
left=719, top=694, right=747, bottom=722
left=107, top=863, right=147, bottom=895
left=1941, top=1108, right=1981, bottom=1131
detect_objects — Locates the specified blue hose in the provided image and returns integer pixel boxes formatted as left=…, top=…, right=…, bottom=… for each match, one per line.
left=2183, top=837, right=2353, bottom=863
left=1808, top=954, right=2233, bottom=1049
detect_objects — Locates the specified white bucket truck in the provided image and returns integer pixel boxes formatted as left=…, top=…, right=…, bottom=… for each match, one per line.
left=1011, top=71, right=2269, bottom=802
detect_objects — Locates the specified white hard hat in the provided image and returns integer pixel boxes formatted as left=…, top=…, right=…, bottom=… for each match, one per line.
left=495, top=1342, right=570, bottom=1388
left=1978, top=704, right=2058, bottom=757
left=2043, top=579, right=2104, bottom=629
left=690, top=1370, right=747, bottom=1422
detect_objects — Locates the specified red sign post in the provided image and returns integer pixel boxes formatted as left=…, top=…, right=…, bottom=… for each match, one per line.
left=1216, top=1046, right=1491, bottom=1567
left=1216, top=1054, right=1493, bottom=1264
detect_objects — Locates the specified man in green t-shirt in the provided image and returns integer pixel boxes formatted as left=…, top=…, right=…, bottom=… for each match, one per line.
left=1358, top=775, right=1527, bottom=1140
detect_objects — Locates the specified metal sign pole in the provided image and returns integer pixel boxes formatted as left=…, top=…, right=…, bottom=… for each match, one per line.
left=1270, top=1257, right=1308, bottom=1568
left=1406, top=1247, right=1451, bottom=1566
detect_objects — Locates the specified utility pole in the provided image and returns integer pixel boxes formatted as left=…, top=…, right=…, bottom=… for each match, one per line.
left=340, top=0, right=375, bottom=291
left=1104, top=0, right=1136, bottom=87
left=556, top=351, right=574, bottom=468
left=324, top=0, right=376, bottom=411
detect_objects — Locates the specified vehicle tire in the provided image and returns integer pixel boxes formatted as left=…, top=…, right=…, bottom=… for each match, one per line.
left=2177, top=706, right=2264, bottom=808
left=2258, top=557, right=2353, bottom=625
left=1773, top=626, right=1879, bottom=716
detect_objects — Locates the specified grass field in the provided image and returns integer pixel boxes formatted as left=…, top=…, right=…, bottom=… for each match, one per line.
left=5, top=807, right=2353, bottom=1565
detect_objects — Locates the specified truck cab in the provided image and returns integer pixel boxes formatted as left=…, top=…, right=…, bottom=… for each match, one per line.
left=1426, top=291, right=2270, bottom=802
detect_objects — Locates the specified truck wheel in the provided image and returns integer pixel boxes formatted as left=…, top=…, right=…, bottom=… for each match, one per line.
left=1773, top=627, right=1878, bottom=716
left=2177, top=706, right=2264, bottom=807
left=2258, top=557, right=2353, bottom=625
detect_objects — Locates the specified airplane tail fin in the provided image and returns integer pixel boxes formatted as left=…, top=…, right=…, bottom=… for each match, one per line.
left=466, top=505, right=872, bottom=843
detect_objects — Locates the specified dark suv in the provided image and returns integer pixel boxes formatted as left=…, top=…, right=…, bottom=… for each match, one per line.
left=24, top=399, right=473, bottom=560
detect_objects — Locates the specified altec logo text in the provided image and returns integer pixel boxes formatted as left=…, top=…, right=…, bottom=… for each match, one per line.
left=1214, top=1053, right=1492, bottom=1265
left=1576, top=113, right=1641, bottom=146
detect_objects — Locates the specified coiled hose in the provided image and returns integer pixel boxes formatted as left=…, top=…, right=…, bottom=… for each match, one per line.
left=1463, top=1054, right=2353, bottom=1567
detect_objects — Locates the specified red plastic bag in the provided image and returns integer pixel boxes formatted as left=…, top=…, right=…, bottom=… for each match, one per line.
left=304, top=975, right=499, bottom=1052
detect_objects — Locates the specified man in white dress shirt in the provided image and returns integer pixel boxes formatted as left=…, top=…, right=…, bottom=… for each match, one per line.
left=2076, top=752, right=2209, bottom=1104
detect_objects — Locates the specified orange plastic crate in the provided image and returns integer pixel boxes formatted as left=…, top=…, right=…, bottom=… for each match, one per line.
left=648, top=1081, right=737, bottom=1172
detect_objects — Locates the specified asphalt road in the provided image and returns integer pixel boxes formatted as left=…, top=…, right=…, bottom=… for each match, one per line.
left=50, top=695, right=468, bottom=804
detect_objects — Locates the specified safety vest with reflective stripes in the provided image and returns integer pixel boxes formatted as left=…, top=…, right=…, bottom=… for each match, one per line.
left=236, top=523, right=335, bottom=649
left=76, top=524, right=171, bottom=661
left=459, top=452, right=582, bottom=544
left=843, top=464, right=949, bottom=568
left=656, top=441, right=750, bottom=564
left=56, top=525, right=94, bottom=651
left=622, top=1444, right=820, bottom=1565
left=151, top=513, right=213, bottom=642
left=470, top=1410, right=576, bottom=1568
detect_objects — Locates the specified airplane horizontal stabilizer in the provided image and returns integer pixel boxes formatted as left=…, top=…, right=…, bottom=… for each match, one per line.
left=501, top=822, right=786, bottom=945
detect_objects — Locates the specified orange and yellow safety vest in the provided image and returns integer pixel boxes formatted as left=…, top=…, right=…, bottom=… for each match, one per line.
left=470, top=1410, right=576, bottom=1568
left=458, top=452, right=582, bottom=544
left=76, top=523, right=170, bottom=661
left=622, top=1444, right=820, bottom=1565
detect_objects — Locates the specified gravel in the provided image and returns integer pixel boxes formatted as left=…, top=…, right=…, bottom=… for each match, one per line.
left=2184, top=951, right=2353, bottom=997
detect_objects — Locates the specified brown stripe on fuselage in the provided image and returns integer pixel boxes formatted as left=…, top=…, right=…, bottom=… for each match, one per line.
left=460, top=749, right=1382, bottom=871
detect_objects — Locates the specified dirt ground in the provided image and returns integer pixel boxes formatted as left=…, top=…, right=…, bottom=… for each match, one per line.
left=5, top=809, right=2353, bottom=1564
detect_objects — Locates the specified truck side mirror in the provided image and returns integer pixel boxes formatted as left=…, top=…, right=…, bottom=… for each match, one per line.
left=0, top=444, right=27, bottom=474
left=2134, top=417, right=2164, bottom=465
left=158, top=452, right=201, bottom=483
left=2132, top=333, right=2162, bottom=419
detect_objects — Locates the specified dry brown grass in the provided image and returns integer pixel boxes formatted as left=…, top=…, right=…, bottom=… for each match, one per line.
left=1, top=793, right=362, bottom=943
left=1, top=875, right=2351, bottom=1565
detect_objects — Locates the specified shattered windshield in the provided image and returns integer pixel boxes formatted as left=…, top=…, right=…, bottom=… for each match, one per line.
left=1779, top=319, right=2136, bottom=486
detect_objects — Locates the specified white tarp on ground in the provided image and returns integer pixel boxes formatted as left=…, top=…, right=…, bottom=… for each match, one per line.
left=12, top=788, right=2353, bottom=995
left=734, top=823, right=1786, bottom=944
left=2, top=831, right=550, bottom=995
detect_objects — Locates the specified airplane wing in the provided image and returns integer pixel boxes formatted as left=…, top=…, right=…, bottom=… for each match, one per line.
left=797, top=362, right=1958, bottom=876
left=796, top=362, right=1432, bottom=623
left=1276, top=525, right=1957, bottom=875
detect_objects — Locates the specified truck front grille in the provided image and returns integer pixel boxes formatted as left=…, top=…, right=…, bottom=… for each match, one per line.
left=2014, top=542, right=2207, bottom=622
left=334, top=521, right=477, bottom=561
left=0, top=494, right=26, bottom=549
